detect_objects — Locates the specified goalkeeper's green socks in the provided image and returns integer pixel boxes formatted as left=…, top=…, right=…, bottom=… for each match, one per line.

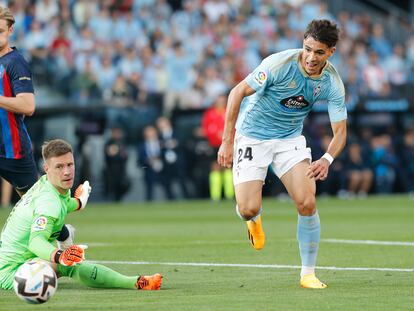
left=58, top=262, right=137, bottom=289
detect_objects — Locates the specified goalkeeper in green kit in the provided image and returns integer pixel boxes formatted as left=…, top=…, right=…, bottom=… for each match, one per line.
left=0, top=139, right=162, bottom=291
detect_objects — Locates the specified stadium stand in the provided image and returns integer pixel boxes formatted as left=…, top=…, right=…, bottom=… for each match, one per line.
left=5, top=0, right=414, bottom=201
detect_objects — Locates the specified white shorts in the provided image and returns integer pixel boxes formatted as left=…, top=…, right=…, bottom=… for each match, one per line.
left=232, top=134, right=312, bottom=185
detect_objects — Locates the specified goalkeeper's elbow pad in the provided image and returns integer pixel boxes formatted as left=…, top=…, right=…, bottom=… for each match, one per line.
left=74, top=181, right=92, bottom=210
left=53, top=245, right=86, bottom=266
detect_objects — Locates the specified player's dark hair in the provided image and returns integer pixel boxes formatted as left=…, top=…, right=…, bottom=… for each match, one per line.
left=42, top=139, right=73, bottom=160
left=304, top=19, right=339, bottom=48
left=0, top=7, right=15, bottom=27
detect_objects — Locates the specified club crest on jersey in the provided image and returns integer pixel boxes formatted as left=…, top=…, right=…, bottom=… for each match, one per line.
left=280, top=95, right=310, bottom=110
left=254, top=71, right=267, bottom=85
left=288, top=80, right=297, bottom=88
left=313, top=84, right=321, bottom=97
left=33, top=217, right=48, bottom=231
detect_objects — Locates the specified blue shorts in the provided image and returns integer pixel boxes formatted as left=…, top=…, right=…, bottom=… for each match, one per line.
left=0, top=155, right=38, bottom=193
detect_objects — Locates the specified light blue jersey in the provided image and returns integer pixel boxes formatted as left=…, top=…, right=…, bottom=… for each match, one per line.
left=236, top=49, right=347, bottom=140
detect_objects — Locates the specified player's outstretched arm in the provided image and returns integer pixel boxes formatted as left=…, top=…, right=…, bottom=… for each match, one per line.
left=307, top=120, right=347, bottom=181
left=218, top=81, right=256, bottom=168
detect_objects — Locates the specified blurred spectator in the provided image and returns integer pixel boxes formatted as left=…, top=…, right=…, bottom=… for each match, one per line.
left=371, top=134, right=398, bottom=193
left=337, top=10, right=360, bottom=39
left=103, top=127, right=130, bottom=202
left=203, top=0, right=230, bottom=23
left=156, top=116, right=189, bottom=199
left=362, top=51, right=391, bottom=97
left=35, top=0, right=58, bottom=24
left=105, top=74, right=134, bottom=130
left=93, top=55, right=118, bottom=99
left=180, top=75, right=207, bottom=109
left=71, top=58, right=100, bottom=104
left=50, top=26, right=74, bottom=96
left=185, top=123, right=215, bottom=199
left=203, top=66, right=228, bottom=106
left=72, top=0, right=98, bottom=28
left=406, top=35, right=414, bottom=73
left=164, top=41, right=195, bottom=116
left=201, top=94, right=234, bottom=200
left=88, top=7, right=112, bottom=44
left=343, top=63, right=360, bottom=110
left=119, top=47, right=142, bottom=79
left=353, top=42, right=369, bottom=69
left=72, top=26, right=95, bottom=56
left=140, top=46, right=161, bottom=97
left=313, top=133, right=346, bottom=197
left=22, top=20, right=50, bottom=83
left=369, top=23, right=392, bottom=59
left=399, top=129, right=414, bottom=195
left=138, top=125, right=173, bottom=201
left=344, top=142, right=373, bottom=198
left=384, top=44, right=408, bottom=86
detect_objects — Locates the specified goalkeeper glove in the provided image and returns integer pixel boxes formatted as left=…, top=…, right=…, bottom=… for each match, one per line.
left=74, top=181, right=92, bottom=210
left=53, top=244, right=87, bottom=266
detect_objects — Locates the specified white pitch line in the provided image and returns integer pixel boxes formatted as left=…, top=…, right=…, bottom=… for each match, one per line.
left=83, top=241, right=246, bottom=247
left=323, top=239, right=414, bottom=246
left=90, top=260, right=414, bottom=273
left=86, top=239, right=414, bottom=247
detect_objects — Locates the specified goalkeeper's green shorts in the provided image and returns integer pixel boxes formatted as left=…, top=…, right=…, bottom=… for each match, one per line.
left=0, top=257, right=75, bottom=290
left=0, top=257, right=48, bottom=290
left=0, top=260, right=19, bottom=290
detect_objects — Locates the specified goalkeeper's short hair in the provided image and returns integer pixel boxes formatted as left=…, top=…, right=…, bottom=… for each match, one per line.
left=42, top=139, right=73, bottom=161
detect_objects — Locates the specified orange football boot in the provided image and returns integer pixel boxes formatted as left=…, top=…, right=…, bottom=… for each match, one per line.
left=136, top=273, right=163, bottom=290
left=246, top=215, right=265, bottom=250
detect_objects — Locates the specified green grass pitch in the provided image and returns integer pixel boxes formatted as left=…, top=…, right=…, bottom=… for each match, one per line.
left=1, top=196, right=413, bottom=310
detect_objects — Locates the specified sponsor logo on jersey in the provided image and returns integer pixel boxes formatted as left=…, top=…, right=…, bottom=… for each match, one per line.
left=33, top=216, right=48, bottom=231
left=254, top=71, right=267, bottom=85
left=280, top=95, right=310, bottom=110
left=19, top=76, right=32, bottom=81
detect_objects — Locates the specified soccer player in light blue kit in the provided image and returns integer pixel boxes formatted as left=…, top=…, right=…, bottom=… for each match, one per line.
left=218, top=20, right=347, bottom=289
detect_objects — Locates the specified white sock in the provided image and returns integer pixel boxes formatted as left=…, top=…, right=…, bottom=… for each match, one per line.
left=235, top=205, right=262, bottom=221
left=300, top=266, right=315, bottom=278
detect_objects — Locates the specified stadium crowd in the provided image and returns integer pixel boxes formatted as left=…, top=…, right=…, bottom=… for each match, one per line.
left=3, top=0, right=414, bottom=201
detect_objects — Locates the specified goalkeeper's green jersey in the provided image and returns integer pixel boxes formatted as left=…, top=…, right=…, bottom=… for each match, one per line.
left=0, top=175, right=79, bottom=266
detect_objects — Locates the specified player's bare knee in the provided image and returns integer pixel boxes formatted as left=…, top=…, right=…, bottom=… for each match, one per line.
left=296, top=196, right=316, bottom=216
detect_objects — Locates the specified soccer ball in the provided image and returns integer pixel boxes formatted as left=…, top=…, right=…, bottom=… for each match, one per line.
left=13, top=260, right=58, bottom=304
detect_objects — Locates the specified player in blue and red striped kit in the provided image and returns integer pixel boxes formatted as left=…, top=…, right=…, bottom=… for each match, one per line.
left=0, top=6, right=74, bottom=249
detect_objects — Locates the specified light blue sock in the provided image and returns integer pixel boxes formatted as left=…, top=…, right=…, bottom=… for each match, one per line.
left=297, top=212, right=320, bottom=277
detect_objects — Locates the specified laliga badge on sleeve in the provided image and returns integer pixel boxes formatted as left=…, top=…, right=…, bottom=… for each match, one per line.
left=254, top=71, right=267, bottom=86
left=32, top=216, right=48, bottom=231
